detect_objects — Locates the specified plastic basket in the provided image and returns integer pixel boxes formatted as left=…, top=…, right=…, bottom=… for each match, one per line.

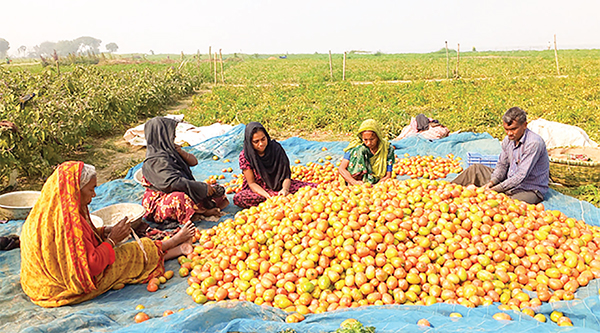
left=133, top=169, right=143, bottom=185
left=467, top=152, right=499, bottom=169
left=0, top=191, right=41, bottom=220
left=91, top=203, right=145, bottom=228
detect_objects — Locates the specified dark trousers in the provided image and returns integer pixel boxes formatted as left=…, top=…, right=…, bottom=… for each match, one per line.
left=451, top=164, right=543, bottom=204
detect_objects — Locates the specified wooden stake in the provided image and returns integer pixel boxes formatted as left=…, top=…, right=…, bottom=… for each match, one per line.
left=455, top=43, right=460, bottom=78
left=554, top=34, right=560, bottom=75
left=209, top=46, right=212, bottom=73
left=343, top=52, right=347, bottom=81
left=329, top=50, right=333, bottom=80
left=219, top=49, right=225, bottom=84
left=214, top=52, right=218, bottom=84
left=445, top=41, right=449, bottom=79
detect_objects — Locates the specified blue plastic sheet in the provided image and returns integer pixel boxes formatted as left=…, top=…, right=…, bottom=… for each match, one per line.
left=1, top=127, right=600, bottom=333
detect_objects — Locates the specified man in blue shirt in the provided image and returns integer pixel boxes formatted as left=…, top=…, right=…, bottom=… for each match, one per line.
left=452, top=107, right=550, bottom=204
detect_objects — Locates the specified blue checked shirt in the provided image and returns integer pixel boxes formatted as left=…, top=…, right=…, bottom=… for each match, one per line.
left=490, top=129, right=549, bottom=195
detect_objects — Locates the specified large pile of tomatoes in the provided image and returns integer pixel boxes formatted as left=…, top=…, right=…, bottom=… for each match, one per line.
left=291, top=161, right=340, bottom=185
left=393, top=154, right=463, bottom=180
left=178, top=177, right=600, bottom=324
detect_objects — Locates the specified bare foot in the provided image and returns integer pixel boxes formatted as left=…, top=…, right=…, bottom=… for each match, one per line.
left=203, top=208, right=221, bottom=217
left=162, top=222, right=195, bottom=251
left=164, top=242, right=194, bottom=261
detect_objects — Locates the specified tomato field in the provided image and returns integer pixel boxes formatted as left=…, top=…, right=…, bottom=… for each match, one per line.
left=186, top=50, right=600, bottom=142
left=0, top=62, right=210, bottom=179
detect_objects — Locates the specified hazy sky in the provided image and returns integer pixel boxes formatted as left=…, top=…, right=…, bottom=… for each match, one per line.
left=2, top=0, right=599, bottom=55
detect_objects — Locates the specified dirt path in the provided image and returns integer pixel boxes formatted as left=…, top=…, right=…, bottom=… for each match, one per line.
left=91, top=95, right=197, bottom=185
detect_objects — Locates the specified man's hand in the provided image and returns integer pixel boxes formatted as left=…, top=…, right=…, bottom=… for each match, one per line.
left=278, top=188, right=289, bottom=196
left=482, top=181, right=493, bottom=190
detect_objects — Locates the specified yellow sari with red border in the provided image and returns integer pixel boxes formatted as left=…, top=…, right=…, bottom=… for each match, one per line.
left=20, top=161, right=165, bottom=307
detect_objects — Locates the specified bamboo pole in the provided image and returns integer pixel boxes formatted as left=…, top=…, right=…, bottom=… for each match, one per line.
left=208, top=46, right=212, bottom=73
left=197, top=50, right=201, bottom=81
left=554, top=34, right=560, bottom=75
left=343, top=52, right=347, bottom=81
left=455, top=43, right=460, bottom=78
left=219, top=49, right=225, bottom=84
left=445, top=41, right=449, bottom=79
left=329, top=50, right=333, bottom=80
left=214, top=52, right=218, bottom=84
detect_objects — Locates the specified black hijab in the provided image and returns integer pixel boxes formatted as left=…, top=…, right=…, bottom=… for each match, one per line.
left=416, top=113, right=430, bottom=132
left=243, top=122, right=291, bottom=191
left=142, top=117, right=209, bottom=203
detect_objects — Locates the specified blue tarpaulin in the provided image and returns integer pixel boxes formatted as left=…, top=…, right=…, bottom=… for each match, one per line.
left=1, top=126, right=599, bottom=333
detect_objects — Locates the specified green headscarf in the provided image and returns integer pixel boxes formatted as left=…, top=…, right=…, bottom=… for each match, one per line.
left=344, top=119, right=390, bottom=180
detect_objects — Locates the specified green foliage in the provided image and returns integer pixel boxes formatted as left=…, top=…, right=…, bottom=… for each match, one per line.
left=554, top=184, right=600, bottom=208
left=185, top=75, right=600, bottom=143
left=334, top=322, right=376, bottom=333
left=182, top=49, right=600, bottom=206
left=0, top=63, right=208, bottom=178
left=215, top=49, right=600, bottom=84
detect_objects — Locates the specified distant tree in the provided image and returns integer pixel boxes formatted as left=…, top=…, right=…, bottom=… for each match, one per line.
left=31, top=36, right=103, bottom=57
left=55, top=39, right=79, bottom=56
left=149, top=50, right=154, bottom=55
left=18, top=45, right=27, bottom=58
left=106, top=42, right=118, bottom=53
left=34, top=41, right=57, bottom=57
left=0, top=38, right=10, bottom=58
left=74, top=36, right=102, bottom=53
left=472, top=46, right=477, bottom=52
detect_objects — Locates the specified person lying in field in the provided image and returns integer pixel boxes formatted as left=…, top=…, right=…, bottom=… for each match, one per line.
left=20, top=161, right=195, bottom=307
left=395, top=113, right=449, bottom=141
left=338, top=119, right=395, bottom=185
left=233, top=122, right=316, bottom=209
left=452, top=107, right=549, bottom=204
left=141, top=117, right=229, bottom=225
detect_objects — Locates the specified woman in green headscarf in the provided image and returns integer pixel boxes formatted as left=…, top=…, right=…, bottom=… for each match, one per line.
left=338, top=119, right=395, bottom=185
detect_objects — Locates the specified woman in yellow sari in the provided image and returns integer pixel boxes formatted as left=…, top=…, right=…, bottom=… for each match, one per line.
left=338, top=119, right=395, bottom=185
left=20, top=161, right=195, bottom=307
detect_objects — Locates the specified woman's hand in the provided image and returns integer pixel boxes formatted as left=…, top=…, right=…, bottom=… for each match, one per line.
left=278, top=179, right=291, bottom=196
left=107, top=217, right=131, bottom=245
left=206, top=184, right=215, bottom=197
left=176, top=144, right=198, bottom=166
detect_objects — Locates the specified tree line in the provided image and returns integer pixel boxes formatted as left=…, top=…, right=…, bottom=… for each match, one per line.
left=0, top=36, right=119, bottom=59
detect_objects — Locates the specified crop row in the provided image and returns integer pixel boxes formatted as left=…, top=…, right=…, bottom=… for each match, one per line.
left=185, top=76, right=600, bottom=142
left=0, top=64, right=210, bottom=178
left=219, top=50, right=600, bottom=84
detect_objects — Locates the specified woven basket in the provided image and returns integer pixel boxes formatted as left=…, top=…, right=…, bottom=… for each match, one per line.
left=549, top=157, right=600, bottom=187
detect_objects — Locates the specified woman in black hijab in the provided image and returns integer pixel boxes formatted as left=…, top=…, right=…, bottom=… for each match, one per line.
left=233, top=122, right=316, bottom=209
left=141, top=117, right=228, bottom=224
